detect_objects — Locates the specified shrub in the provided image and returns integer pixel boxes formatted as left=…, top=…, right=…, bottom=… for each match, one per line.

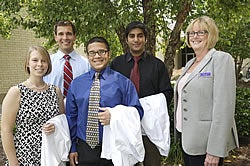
left=235, top=87, right=250, bottom=137
left=161, top=98, right=183, bottom=165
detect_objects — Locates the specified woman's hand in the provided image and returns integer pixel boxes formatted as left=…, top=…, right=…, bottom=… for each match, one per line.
left=204, top=153, right=220, bottom=166
left=9, top=161, right=20, bottom=166
left=42, top=123, right=55, bottom=135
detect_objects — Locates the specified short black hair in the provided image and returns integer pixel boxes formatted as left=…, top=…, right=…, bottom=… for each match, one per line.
left=85, top=37, right=110, bottom=52
left=54, top=20, right=76, bottom=35
left=125, top=21, right=147, bottom=39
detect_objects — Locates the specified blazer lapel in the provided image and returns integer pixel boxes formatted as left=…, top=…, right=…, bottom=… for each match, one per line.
left=184, top=48, right=216, bottom=86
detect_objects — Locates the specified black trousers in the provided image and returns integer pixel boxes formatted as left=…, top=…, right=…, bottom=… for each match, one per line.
left=182, top=149, right=224, bottom=166
left=76, top=139, right=113, bottom=166
left=142, top=135, right=162, bottom=166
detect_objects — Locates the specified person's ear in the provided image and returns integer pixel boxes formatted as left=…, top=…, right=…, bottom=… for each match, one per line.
left=54, top=33, right=58, bottom=41
left=108, top=51, right=111, bottom=59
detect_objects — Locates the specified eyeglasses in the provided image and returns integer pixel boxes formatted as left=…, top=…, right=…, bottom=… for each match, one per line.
left=187, top=30, right=208, bottom=37
left=88, top=50, right=108, bottom=57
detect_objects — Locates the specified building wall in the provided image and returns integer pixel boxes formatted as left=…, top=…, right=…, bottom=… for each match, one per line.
left=0, top=28, right=45, bottom=102
left=0, top=28, right=87, bottom=103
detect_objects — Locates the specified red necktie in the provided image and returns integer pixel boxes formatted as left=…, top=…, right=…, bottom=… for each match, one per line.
left=130, top=56, right=141, bottom=93
left=63, top=55, right=73, bottom=98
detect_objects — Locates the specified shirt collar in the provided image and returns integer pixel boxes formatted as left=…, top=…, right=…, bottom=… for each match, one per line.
left=89, top=67, right=110, bottom=80
left=126, top=51, right=147, bottom=62
left=58, top=50, right=78, bottom=60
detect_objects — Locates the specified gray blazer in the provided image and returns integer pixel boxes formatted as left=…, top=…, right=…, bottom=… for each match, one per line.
left=174, top=48, right=239, bottom=157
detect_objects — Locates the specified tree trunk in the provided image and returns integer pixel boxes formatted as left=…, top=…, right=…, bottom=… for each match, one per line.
left=115, top=25, right=128, bottom=53
left=235, top=56, right=244, bottom=82
left=142, top=0, right=156, bottom=55
left=164, top=0, right=192, bottom=78
left=105, top=0, right=129, bottom=53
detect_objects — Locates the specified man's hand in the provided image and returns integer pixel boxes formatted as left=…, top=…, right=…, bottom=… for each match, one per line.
left=98, top=107, right=111, bottom=125
left=69, top=152, right=78, bottom=166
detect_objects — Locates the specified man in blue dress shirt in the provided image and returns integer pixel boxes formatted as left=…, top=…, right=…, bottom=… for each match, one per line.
left=66, top=36, right=144, bottom=166
left=44, top=20, right=89, bottom=94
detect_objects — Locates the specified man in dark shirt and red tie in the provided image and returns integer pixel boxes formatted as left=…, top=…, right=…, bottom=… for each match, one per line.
left=110, top=21, right=173, bottom=166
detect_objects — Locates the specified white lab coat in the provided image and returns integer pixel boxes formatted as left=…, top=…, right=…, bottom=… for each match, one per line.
left=101, top=105, right=145, bottom=166
left=41, top=114, right=71, bottom=166
left=140, top=93, right=170, bottom=156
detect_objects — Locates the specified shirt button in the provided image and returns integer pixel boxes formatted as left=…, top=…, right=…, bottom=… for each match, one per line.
left=183, top=99, right=187, bottom=102
left=184, top=108, right=187, bottom=112
left=184, top=117, right=187, bottom=121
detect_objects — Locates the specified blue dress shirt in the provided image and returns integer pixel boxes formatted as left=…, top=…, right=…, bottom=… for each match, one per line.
left=66, top=67, right=144, bottom=152
left=43, top=50, right=90, bottom=93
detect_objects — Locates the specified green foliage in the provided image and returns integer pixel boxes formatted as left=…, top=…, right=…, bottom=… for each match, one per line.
left=0, top=0, right=183, bottom=59
left=182, top=0, right=250, bottom=79
left=235, top=87, right=250, bottom=137
left=0, top=0, right=249, bottom=77
left=161, top=86, right=183, bottom=165
left=206, top=0, right=250, bottom=79
left=0, top=12, right=15, bottom=39
left=162, top=141, right=183, bottom=165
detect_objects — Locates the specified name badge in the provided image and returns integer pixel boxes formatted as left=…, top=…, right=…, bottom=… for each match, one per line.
left=199, top=72, right=212, bottom=77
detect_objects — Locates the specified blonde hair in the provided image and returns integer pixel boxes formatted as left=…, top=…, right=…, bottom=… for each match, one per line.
left=25, top=46, right=52, bottom=76
left=185, top=16, right=219, bottom=49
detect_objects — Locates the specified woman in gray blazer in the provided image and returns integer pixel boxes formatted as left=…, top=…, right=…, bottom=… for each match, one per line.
left=174, top=16, right=239, bottom=166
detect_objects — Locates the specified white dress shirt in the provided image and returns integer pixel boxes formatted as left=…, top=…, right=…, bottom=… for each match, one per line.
left=44, top=50, right=90, bottom=93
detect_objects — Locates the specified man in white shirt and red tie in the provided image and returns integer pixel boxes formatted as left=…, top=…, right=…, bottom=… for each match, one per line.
left=44, top=20, right=89, bottom=97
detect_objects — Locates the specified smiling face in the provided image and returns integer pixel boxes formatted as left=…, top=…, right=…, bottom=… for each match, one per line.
left=54, top=25, right=76, bottom=54
left=188, top=22, right=209, bottom=54
left=87, top=42, right=110, bottom=72
left=126, top=28, right=146, bottom=56
left=27, top=50, right=49, bottom=77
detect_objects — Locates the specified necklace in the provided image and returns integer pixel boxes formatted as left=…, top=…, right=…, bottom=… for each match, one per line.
left=27, top=79, right=47, bottom=90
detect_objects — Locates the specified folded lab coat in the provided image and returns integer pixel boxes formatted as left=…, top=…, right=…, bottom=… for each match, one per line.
left=101, top=105, right=145, bottom=166
left=41, top=114, right=71, bottom=166
left=140, top=93, right=170, bottom=156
